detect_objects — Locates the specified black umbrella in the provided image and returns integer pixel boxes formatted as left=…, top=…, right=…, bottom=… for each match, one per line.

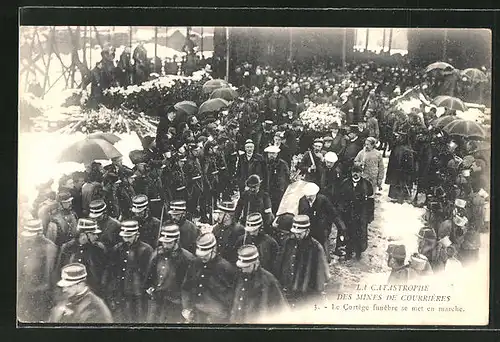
left=58, top=138, right=122, bottom=164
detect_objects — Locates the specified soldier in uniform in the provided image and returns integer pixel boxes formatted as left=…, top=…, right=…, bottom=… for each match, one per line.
left=18, top=219, right=58, bottom=322
left=203, top=140, right=228, bottom=223
left=163, top=153, right=188, bottom=204
left=234, top=174, right=274, bottom=233
left=264, top=145, right=290, bottom=215
left=89, top=199, right=122, bottom=250
left=274, top=215, right=330, bottom=308
left=181, top=233, right=237, bottom=323
left=102, top=221, right=153, bottom=323
left=131, top=195, right=161, bottom=249
left=184, top=143, right=206, bottom=221
left=145, top=223, right=196, bottom=323
left=168, top=200, right=199, bottom=254
left=233, top=213, right=279, bottom=275
left=46, top=191, right=79, bottom=248
left=237, top=139, right=267, bottom=193
left=211, top=201, right=245, bottom=262
left=48, top=263, right=113, bottom=323
left=56, top=219, right=107, bottom=296
left=229, top=244, right=289, bottom=323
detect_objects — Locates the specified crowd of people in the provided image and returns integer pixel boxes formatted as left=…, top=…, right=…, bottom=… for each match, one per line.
left=18, top=52, right=490, bottom=324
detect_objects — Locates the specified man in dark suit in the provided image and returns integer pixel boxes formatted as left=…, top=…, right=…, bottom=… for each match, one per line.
left=298, top=183, right=346, bottom=263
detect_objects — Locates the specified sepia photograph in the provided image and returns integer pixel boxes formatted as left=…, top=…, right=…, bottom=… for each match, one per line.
left=18, top=25, right=491, bottom=326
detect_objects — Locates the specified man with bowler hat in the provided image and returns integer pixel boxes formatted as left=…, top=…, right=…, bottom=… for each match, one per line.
left=235, top=174, right=274, bottom=232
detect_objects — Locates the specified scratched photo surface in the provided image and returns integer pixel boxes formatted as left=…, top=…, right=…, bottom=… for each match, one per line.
left=18, top=26, right=491, bottom=325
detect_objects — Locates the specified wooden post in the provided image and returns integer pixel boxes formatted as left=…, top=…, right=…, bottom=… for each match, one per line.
left=388, top=28, right=393, bottom=54
left=200, top=26, right=204, bottom=57
left=42, top=28, right=54, bottom=98
left=83, top=26, right=88, bottom=68
left=342, top=28, right=347, bottom=70
left=365, top=28, right=370, bottom=51
left=289, top=28, right=293, bottom=62
left=129, top=26, right=133, bottom=49
left=165, top=26, right=168, bottom=48
left=225, top=27, right=230, bottom=82
left=154, top=26, right=158, bottom=72
left=382, top=28, right=386, bottom=51
left=443, top=29, right=448, bottom=61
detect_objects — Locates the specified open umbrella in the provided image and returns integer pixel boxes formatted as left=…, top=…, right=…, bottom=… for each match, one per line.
left=431, top=115, right=459, bottom=129
left=87, top=132, right=121, bottom=144
left=210, top=87, right=238, bottom=101
left=432, top=96, right=468, bottom=112
left=425, top=62, right=454, bottom=73
left=58, top=138, right=123, bottom=164
left=202, top=79, right=229, bottom=94
left=174, top=101, right=198, bottom=116
left=198, top=98, right=230, bottom=115
left=461, top=68, right=488, bottom=83
left=443, top=119, right=486, bottom=140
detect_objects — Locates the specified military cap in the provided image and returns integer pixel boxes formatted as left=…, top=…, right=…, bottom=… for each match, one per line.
left=119, top=220, right=139, bottom=237
left=77, top=218, right=102, bottom=234
left=290, top=215, right=311, bottom=234
left=236, top=244, right=260, bottom=268
left=416, top=227, right=437, bottom=240
left=323, top=135, right=334, bottom=142
left=245, top=213, right=263, bottom=232
left=246, top=174, right=262, bottom=187
left=89, top=199, right=107, bottom=218
left=264, top=120, right=274, bottom=126
left=131, top=194, right=149, bottom=213
left=57, top=263, right=88, bottom=288
left=22, top=219, right=43, bottom=237
left=57, top=191, right=73, bottom=203
left=169, top=200, right=187, bottom=215
left=387, top=244, right=406, bottom=260
left=264, top=145, right=280, bottom=153
left=313, top=138, right=324, bottom=145
left=454, top=198, right=467, bottom=209
left=244, top=139, right=255, bottom=146
left=218, top=200, right=236, bottom=212
left=158, top=223, right=181, bottom=243
left=195, top=233, right=217, bottom=256
left=349, top=124, right=359, bottom=131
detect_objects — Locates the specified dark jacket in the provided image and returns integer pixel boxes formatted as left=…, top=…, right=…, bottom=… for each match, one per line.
left=229, top=267, right=288, bottom=323
left=48, top=287, right=113, bottom=323
left=181, top=255, right=237, bottom=319
left=274, top=235, right=330, bottom=295
left=298, top=194, right=345, bottom=245
left=178, top=219, right=200, bottom=254
left=237, top=153, right=267, bottom=191
left=138, top=216, right=161, bottom=249
left=265, top=158, right=290, bottom=195
left=212, top=221, right=245, bottom=262
left=234, top=190, right=273, bottom=227
left=145, top=247, right=195, bottom=304
left=97, top=216, right=122, bottom=250
left=46, top=209, right=79, bottom=247
left=233, top=232, right=280, bottom=274
left=57, top=240, right=107, bottom=294
left=102, top=239, right=153, bottom=297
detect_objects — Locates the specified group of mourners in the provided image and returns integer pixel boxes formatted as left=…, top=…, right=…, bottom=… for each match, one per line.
left=18, top=56, right=490, bottom=324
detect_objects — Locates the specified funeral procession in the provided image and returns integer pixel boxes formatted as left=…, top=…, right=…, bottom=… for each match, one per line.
left=18, top=26, right=491, bottom=324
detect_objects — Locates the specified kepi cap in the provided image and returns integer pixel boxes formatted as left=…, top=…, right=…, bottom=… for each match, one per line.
left=132, top=194, right=149, bottom=213
left=89, top=199, right=107, bottom=218
left=119, top=220, right=139, bottom=237
left=195, top=233, right=217, bottom=257
left=236, top=244, right=260, bottom=268
left=57, top=263, right=88, bottom=287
